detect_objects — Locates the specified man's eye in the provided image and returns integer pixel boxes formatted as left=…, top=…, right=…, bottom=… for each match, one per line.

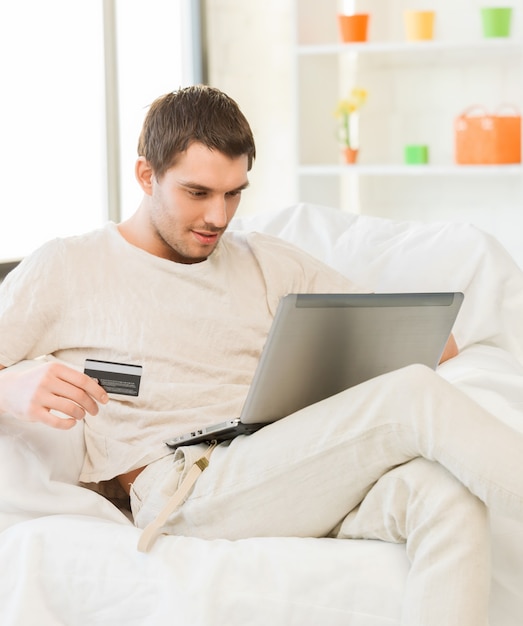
left=189, top=190, right=206, bottom=197
left=226, top=190, right=242, bottom=197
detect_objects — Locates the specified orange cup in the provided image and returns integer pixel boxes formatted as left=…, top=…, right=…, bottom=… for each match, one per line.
left=337, top=14, right=370, bottom=43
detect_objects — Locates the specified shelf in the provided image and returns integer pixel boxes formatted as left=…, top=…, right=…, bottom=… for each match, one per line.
left=298, top=39, right=523, bottom=56
left=299, top=164, right=523, bottom=176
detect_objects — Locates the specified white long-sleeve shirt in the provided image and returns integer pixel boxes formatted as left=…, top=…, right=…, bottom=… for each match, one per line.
left=0, top=223, right=360, bottom=482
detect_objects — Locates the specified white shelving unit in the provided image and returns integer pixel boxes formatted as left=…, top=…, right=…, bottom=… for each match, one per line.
left=295, top=0, right=523, bottom=266
left=299, top=38, right=523, bottom=57
left=300, top=164, right=523, bottom=176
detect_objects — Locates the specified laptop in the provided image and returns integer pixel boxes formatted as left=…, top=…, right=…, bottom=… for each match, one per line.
left=164, top=292, right=463, bottom=449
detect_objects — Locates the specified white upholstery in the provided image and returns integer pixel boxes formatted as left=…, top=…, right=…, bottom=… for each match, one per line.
left=2, top=204, right=523, bottom=626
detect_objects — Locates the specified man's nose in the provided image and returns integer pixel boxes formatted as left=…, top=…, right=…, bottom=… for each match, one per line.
left=204, top=196, right=228, bottom=228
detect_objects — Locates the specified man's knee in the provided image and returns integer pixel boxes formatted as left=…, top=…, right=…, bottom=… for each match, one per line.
left=386, top=363, right=445, bottom=394
left=392, top=458, right=488, bottom=534
left=335, top=458, right=488, bottom=545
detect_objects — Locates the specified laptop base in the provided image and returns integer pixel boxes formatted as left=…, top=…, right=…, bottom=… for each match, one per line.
left=165, top=419, right=266, bottom=450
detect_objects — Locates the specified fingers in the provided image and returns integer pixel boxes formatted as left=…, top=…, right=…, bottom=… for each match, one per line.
left=15, top=362, right=109, bottom=428
left=34, top=408, right=79, bottom=431
left=79, top=371, right=109, bottom=406
left=49, top=366, right=109, bottom=416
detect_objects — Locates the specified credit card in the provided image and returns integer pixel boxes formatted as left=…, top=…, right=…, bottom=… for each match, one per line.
left=84, top=359, right=142, bottom=396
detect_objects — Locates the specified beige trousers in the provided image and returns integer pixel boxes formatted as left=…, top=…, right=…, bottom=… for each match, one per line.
left=131, top=364, right=523, bottom=625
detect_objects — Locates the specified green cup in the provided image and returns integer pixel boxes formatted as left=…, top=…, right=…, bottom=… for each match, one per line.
left=481, top=7, right=512, bottom=38
left=404, top=144, right=429, bottom=165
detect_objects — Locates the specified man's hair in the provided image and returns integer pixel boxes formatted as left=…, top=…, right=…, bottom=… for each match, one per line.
left=137, top=85, right=256, bottom=178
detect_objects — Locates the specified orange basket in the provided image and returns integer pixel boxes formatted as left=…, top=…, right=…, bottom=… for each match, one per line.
left=454, top=105, right=521, bottom=164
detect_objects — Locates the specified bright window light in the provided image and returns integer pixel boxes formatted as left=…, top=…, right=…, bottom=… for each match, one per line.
left=0, top=1, right=106, bottom=261
left=0, top=0, right=196, bottom=262
left=115, top=0, right=194, bottom=219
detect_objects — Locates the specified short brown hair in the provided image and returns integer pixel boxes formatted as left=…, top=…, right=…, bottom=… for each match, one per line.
left=137, top=85, right=256, bottom=179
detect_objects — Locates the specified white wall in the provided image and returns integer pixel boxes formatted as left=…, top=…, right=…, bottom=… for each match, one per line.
left=205, top=0, right=296, bottom=216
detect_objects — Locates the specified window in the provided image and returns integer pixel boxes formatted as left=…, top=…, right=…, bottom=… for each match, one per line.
left=115, top=0, right=202, bottom=219
left=0, top=0, right=200, bottom=263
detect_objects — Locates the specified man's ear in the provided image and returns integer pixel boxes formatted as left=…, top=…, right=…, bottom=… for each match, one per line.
left=135, top=157, right=154, bottom=195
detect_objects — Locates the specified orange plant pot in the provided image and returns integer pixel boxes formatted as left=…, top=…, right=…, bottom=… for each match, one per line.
left=343, top=147, right=359, bottom=164
left=337, top=14, right=369, bottom=43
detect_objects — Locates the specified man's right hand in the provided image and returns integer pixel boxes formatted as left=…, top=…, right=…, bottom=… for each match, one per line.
left=0, top=361, right=108, bottom=429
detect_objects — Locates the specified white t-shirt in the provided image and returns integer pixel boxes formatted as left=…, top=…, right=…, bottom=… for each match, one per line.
left=0, top=223, right=361, bottom=482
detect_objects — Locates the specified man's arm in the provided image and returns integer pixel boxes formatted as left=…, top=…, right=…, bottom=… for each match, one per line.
left=439, top=334, right=459, bottom=364
left=0, top=361, right=108, bottom=429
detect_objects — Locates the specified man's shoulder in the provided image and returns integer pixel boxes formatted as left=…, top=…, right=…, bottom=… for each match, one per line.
left=222, top=229, right=346, bottom=281
left=7, top=224, right=116, bottom=282
left=28, top=223, right=114, bottom=256
left=224, top=229, right=312, bottom=260
left=60, top=222, right=115, bottom=249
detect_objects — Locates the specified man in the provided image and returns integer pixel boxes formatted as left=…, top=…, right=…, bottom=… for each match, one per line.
left=0, top=85, right=522, bottom=625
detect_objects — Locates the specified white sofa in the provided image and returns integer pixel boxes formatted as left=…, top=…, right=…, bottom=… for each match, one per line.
left=2, top=203, right=523, bottom=625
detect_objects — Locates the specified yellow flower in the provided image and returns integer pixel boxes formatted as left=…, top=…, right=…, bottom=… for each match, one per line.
left=335, top=88, right=367, bottom=118
left=334, top=87, right=368, bottom=148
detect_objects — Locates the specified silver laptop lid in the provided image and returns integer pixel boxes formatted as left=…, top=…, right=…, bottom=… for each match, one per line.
left=239, top=292, right=463, bottom=425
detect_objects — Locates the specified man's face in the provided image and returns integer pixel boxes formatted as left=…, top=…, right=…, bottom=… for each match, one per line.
left=145, top=142, right=249, bottom=263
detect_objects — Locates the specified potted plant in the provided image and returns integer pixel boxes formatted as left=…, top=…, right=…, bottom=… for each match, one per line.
left=334, top=87, right=367, bottom=163
left=337, top=13, right=370, bottom=43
